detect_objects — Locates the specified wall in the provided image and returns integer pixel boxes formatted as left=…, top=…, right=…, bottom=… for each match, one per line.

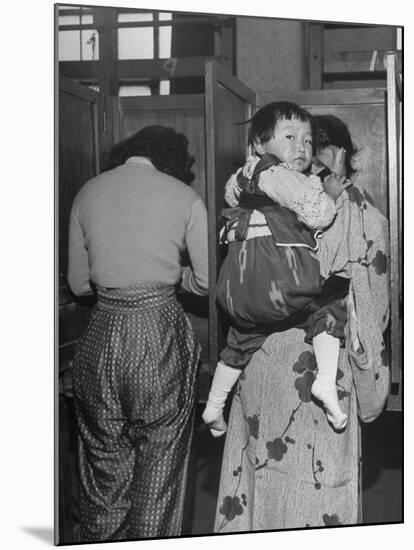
left=235, top=17, right=308, bottom=94
left=235, top=18, right=397, bottom=94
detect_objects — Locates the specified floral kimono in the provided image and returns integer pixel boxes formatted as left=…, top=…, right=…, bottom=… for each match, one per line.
left=214, top=184, right=390, bottom=531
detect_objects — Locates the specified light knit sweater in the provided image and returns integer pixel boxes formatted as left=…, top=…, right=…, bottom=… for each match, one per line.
left=67, top=157, right=208, bottom=296
left=225, top=156, right=337, bottom=231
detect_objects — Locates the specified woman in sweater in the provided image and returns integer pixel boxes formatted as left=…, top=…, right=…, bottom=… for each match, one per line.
left=67, top=125, right=208, bottom=541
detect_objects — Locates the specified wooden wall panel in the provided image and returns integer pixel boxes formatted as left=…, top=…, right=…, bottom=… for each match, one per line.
left=116, top=95, right=209, bottom=379
left=303, top=103, right=387, bottom=216
left=205, top=61, right=256, bottom=370
left=207, top=83, right=253, bottom=366
left=258, top=89, right=388, bottom=216
left=58, top=77, right=101, bottom=544
left=385, top=52, right=402, bottom=411
left=259, top=85, right=401, bottom=411
left=117, top=96, right=206, bottom=202
left=59, top=84, right=99, bottom=277
left=214, top=84, right=252, bottom=201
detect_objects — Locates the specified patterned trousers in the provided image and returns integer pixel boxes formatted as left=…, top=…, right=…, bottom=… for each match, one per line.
left=72, top=284, right=201, bottom=541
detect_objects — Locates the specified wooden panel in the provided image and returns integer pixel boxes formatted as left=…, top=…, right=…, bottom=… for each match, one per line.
left=324, top=49, right=402, bottom=75
left=217, top=17, right=235, bottom=72
left=258, top=89, right=388, bottom=216
left=58, top=75, right=102, bottom=544
left=306, top=104, right=386, bottom=217
left=324, top=26, right=396, bottom=53
left=205, top=60, right=256, bottom=371
left=58, top=393, right=79, bottom=544
left=119, top=94, right=203, bottom=111
left=58, top=76, right=100, bottom=277
left=385, top=52, right=402, bottom=411
left=115, top=94, right=209, bottom=368
left=94, top=7, right=118, bottom=96
left=116, top=95, right=206, bottom=201
left=259, top=82, right=402, bottom=411
left=259, top=87, right=385, bottom=106
left=307, top=23, right=398, bottom=89
left=120, top=57, right=220, bottom=80
left=60, top=57, right=222, bottom=82
left=309, top=23, right=324, bottom=89
left=323, top=79, right=387, bottom=91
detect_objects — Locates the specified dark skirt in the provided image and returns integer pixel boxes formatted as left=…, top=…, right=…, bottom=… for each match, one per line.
left=72, top=284, right=201, bottom=541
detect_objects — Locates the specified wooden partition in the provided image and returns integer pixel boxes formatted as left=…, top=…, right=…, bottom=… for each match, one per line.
left=113, top=93, right=211, bottom=388
left=57, top=75, right=102, bottom=545
left=198, top=61, right=401, bottom=408
left=58, top=76, right=101, bottom=277
left=113, top=94, right=207, bottom=201
left=258, top=85, right=401, bottom=411
left=385, top=52, right=402, bottom=411
left=259, top=88, right=389, bottom=216
left=204, top=60, right=256, bottom=370
left=58, top=59, right=402, bottom=404
left=113, top=74, right=257, bottom=377
left=112, top=62, right=402, bottom=406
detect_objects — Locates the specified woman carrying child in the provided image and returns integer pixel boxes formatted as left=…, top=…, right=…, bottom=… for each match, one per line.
left=203, top=102, right=351, bottom=434
left=209, top=107, right=390, bottom=530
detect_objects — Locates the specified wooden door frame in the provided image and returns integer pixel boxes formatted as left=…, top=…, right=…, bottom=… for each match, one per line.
left=204, top=59, right=256, bottom=371
left=58, top=75, right=101, bottom=175
left=386, top=51, right=403, bottom=411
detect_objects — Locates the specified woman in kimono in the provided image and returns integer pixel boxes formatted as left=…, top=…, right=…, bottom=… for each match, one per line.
left=213, top=114, right=390, bottom=530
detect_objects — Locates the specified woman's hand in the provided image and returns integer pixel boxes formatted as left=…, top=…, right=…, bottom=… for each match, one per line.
left=331, top=147, right=347, bottom=176
left=315, top=146, right=347, bottom=177
left=311, top=156, right=328, bottom=175
left=323, top=172, right=352, bottom=201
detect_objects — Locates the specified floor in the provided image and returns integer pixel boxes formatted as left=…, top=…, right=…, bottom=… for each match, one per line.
left=186, top=405, right=403, bottom=535
left=360, top=409, right=403, bottom=524
left=59, top=401, right=402, bottom=542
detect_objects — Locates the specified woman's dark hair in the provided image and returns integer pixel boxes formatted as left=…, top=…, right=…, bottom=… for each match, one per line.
left=247, top=101, right=318, bottom=154
left=315, top=114, right=359, bottom=178
left=103, top=125, right=195, bottom=185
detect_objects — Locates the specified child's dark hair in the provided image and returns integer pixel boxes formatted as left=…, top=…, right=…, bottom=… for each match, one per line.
left=315, top=114, right=359, bottom=178
left=247, top=101, right=317, bottom=154
left=103, top=125, right=195, bottom=185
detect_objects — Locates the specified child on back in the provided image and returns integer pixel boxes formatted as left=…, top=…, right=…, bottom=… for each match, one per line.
left=202, top=101, right=351, bottom=435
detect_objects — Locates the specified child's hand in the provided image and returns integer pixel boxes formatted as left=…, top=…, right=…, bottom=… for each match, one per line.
left=323, top=172, right=352, bottom=200
left=224, top=172, right=242, bottom=206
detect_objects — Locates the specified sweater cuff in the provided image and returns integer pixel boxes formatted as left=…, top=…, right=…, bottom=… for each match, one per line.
left=181, top=265, right=208, bottom=296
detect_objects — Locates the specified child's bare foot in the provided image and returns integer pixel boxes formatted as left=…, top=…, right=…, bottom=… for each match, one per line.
left=311, top=379, right=348, bottom=431
left=202, top=410, right=227, bottom=437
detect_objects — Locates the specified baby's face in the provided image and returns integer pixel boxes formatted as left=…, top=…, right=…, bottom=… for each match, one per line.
left=259, top=117, right=313, bottom=172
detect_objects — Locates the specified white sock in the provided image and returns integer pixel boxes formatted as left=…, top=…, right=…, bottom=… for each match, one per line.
left=312, top=331, right=340, bottom=388
left=312, top=331, right=347, bottom=430
left=202, top=361, right=241, bottom=425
